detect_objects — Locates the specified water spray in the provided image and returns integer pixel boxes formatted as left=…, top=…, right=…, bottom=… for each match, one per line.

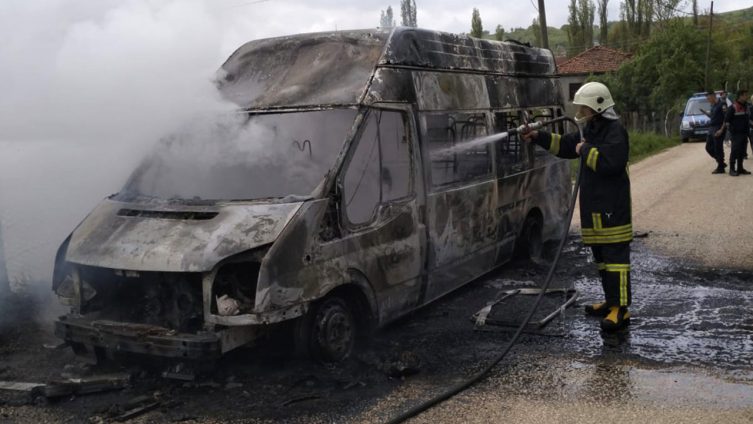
left=431, top=115, right=579, bottom=158
left=386, top=115, right=584, bottom=424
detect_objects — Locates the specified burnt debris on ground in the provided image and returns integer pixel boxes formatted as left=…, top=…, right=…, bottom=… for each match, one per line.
left=1, top=237, right=752, bottom=422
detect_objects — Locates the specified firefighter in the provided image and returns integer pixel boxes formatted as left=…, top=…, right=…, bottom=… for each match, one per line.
left=726, top=89, right=751, bottom=176
left=522, top=82, right=632, bottom=332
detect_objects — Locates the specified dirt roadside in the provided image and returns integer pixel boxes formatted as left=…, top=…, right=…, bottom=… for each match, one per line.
left=573, top=141, right=753, bottom=269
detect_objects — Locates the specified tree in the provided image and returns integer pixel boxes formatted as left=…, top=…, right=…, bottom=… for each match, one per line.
left=621, top=0, right=653, bottom=40
left=380, top=6, right=395, bottom=28
left=400, top=0, right=417, bottom=27
left=653, top=0, right=683, bottom=24
left=614, top=0, right=688, bottom=52
left=596, top=20, right=729, bottom=123
left=494, top=24, right=505, bottom=41
left=598, top=0, right=609, bottom=45
left=531, top=18, right=542, bottom=47
left=566, top=0, right=595, bottom=55
left=471, top=8, right=483, bottom=38
left=692, top=0, right=698, bottom=26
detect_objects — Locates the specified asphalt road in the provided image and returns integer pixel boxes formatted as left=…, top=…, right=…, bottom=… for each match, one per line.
left=1, top=142, right=752, bottom=423
left=575, top=141, right=753, bottom=269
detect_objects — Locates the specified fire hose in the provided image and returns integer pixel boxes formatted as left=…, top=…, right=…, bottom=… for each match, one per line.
left=385, top=115, right=584, bottom=424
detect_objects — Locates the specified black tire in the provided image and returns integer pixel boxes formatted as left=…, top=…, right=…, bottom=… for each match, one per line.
left=294, top=295, right=356, bottom=362
left=681, top=137, right=689, bottom=143
left=517, top=214, right=543, bottom=261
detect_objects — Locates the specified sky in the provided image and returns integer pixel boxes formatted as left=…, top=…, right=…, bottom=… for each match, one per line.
left=0, top=0, right=750, bottom=285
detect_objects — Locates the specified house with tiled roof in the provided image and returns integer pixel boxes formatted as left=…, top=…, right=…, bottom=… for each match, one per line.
left=556, top=45, right=632, bottom=117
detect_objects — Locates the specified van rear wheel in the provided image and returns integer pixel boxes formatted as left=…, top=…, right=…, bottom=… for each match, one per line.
left=517, top=214, right=543, bottom=261
left=294, top=295, right=355, bottom=362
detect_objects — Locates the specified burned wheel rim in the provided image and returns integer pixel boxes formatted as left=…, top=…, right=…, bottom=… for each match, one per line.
left=312, top=298, right=355, bottom=362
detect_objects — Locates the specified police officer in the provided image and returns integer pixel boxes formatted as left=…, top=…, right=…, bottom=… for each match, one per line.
left=726, top=89, right=751, bottom=176
left=522, top=82, right=632, bottom=332
left=704, top=91, right=727, bottom=174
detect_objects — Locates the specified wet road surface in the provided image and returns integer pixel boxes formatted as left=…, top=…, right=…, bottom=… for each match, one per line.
left=1, top=236, right=752, bottom=423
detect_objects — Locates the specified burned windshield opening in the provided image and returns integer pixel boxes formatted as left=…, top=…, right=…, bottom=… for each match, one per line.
left=117, top=109, right=358, bottom=202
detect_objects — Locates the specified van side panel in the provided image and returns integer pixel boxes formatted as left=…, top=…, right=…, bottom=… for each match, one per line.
left=413, top=72, right=490, bottom=111
left=423, top=180, right=498, bottom=302
left=364, top=68, right=417, bottom=104
left=485, top=75, right=562, bottom=109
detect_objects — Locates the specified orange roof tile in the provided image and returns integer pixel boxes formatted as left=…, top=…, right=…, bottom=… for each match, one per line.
left=557, top=45, right=632, bottom=75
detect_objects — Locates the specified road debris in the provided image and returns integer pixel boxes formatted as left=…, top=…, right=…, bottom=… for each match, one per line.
left=42, top=342, right=68, bottom=350
left=382, top=351, right=422, bottom=378
left=162, top=362, right=197, bottom=382
left=0, top=373, right=130, bottom=405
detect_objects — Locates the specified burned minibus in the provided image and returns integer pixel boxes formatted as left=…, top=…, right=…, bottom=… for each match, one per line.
left=53, top=28, right=570, bottom=362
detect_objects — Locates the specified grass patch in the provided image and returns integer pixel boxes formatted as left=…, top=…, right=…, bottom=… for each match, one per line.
left=628, top=131, right=681, bottom=163
left=569, top=131, right=680, bottom=175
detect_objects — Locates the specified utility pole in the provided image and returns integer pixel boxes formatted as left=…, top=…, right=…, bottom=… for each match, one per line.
left=538, top=0, right=549, bottom=50
left=0, top=223, right=9, bottom=296
left=704, top=1, right=714, bottom=90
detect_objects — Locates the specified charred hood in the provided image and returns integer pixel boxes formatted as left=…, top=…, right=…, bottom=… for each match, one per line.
left=65, top=199, right=302, bottom=272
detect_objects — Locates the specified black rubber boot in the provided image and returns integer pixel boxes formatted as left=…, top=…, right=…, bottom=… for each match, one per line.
left=585, top=302, right=610, bottom=317
left=601, top=306, right=631, bottom=332
left=737, top=158, right=747, bottom=174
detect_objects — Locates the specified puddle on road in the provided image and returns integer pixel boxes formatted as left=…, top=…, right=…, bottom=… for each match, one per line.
left=629, top=367, right=753, bottom=408
left=560, top=243, right=753, bottom=369
left=491, top=355, right=753, bottom=410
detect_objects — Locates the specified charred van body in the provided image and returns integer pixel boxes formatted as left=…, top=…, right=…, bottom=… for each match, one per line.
left=53, top=28, right=570, bottom=362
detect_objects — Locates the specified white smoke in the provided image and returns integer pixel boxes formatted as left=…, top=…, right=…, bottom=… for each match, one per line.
left=0, top=0, right=280, bottom=287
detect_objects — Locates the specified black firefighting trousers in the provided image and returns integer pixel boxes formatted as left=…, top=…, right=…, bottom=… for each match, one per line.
left=591, top=243, right=631, bottom=307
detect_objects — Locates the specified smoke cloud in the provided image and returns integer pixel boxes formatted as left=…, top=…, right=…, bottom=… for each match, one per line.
left=0, top=0, right=265, bottom=288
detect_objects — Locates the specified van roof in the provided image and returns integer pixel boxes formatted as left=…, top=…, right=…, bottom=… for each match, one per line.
left=217, top=27, right=557, bottom=109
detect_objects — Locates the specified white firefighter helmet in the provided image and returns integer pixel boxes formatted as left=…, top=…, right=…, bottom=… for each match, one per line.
left=573, top=82, right=615, bottom=114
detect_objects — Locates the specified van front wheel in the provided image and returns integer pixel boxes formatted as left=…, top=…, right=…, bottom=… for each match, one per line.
left=294, top=295, right=355, bottom=362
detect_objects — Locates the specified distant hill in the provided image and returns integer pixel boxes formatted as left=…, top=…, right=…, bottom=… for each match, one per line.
left=714, top=5, right=753, bottom=25
left=480, top=5, right=753, bottom=56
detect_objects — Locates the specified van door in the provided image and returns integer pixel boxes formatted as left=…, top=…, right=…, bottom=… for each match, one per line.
left=339, top=106, right=426, bottom=322
left=419, top=112, right=498, bottom=302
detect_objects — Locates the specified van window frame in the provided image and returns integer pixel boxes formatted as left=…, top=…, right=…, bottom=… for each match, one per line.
left=493, top=106, right=565, bottom=177
left=419, top=110, right=494, bottom=192
left=338, top=105, right=417, bottom=231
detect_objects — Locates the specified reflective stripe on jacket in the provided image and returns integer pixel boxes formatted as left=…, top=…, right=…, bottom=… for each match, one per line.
left=534, top=117, right=632, bottom=245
